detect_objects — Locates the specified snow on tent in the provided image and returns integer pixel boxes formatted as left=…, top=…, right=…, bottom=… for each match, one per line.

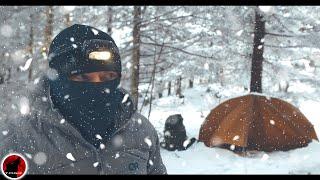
left=199, top=94, right=318, bottom=153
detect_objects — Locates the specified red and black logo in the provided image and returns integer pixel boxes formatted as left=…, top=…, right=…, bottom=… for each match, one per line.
left=1, top=153, right=28, bottom=180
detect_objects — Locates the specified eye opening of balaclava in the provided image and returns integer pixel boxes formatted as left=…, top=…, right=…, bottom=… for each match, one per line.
left=47, top=24, right=123, bottom=148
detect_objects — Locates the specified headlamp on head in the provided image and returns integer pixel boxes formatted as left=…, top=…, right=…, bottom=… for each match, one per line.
left=89, top=50, right=112, bottom=62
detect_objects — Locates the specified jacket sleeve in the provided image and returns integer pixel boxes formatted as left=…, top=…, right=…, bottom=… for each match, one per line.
left=147, top=129, right=167, bottom=175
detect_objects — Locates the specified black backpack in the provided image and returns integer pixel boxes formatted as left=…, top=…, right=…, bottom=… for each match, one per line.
left=160, top=114, right=196, bottom=151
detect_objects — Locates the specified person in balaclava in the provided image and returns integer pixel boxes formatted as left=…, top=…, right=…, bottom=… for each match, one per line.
left=0, top=24, right=167, bottom=175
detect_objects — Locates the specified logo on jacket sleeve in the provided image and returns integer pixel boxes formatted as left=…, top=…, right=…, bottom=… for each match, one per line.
left=1, top=153, right=28, bottom=180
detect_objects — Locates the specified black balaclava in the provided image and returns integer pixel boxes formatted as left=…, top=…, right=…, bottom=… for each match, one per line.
left=48, top=24, right=123, bottom=148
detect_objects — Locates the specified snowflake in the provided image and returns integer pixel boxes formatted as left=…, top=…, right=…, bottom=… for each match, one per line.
left=112, top=135, right=123, bottom=147
left=19, top=58, right=33, bottom=71
left=149, top=160, right=154, bottom=166
left=60, top=119, right=66, bottom=124
left=115, top=153, right=120, bottom=159
left=270, top=120, right=275, bottom=125
left=164, top=131, right=171, bottom=137
left=64, top=95, right=70, bottom=99
left=236, top=30, right=243, bottom=36
left=72, top=44, right=77, bottom=48
left=91, top=28, right=99, bottom=35
left=258, top=45, right=263, bottom=49
left=126, top=62, right=132, bottom=69
left=34, top=152, right=47, bottom=165
left=19, top=97, right=30, bottom=115
left=41, top=97, right=48, bottom=102
left=233, top=135, right=240, bottom=141
left=216, top=30, right=222, bottom=36
left=183, top=139, right=190, bottom=148
left=122, top=94, right=129, bottom=103
left=99, top=143, right=105, bottom=150
left=2, top=130, right=8, bottom=136
left=144, top=137, right=152, bottom=147
left=24, top=153, right=32, bottom=159
left=104, top=88, right=110, bottom=94
left=95, top=134, right=102, bottom=140
left=33, top=77, right=40, bottom=85
left=66, top=153, right=76, bottom=161
left=230, top=144, right=235, bottom=151
left=93, top=162, right=99, bottom=167
left=70, top=37, right=75, bottom=42
left=204, top=63, right=209, bottom=70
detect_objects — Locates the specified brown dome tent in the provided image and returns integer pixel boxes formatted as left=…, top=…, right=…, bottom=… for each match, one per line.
left=199, top=94, right=318, bottom=152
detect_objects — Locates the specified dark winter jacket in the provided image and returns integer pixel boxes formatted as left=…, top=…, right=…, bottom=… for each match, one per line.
left=0, top=77, right=167, bottom=175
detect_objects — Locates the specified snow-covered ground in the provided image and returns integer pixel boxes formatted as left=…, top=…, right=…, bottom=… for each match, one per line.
left=141, top=84, right=320, bottom=174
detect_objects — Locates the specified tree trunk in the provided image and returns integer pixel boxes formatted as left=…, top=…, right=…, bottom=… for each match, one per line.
left=131, top=6, right=142, bottom=110
left=176, top=76, right=182, bottom=98
left=28, top=13, right=34, bottom=82
left=189, top=78, right=193, bottom=88
left=64, top=13, right=71, bottom=27
left=107, top=6, right=113, bottom=35
left=43, top=6, right=54, bottom=55
left=168, top=81, right=171, bottom=96
left=250, top=9, right=265, bottom=93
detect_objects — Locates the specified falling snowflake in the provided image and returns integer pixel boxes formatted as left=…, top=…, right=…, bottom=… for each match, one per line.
left=144, top=137, right=152, bottom=147
left=164, top=131, right=171, bottom=137
left=64, top=95, right=70, bottom=99
left=19, top=58, right=33, bottom=71
left=100, top=143, right=106, bottom=150
left=216, top=30, right=222, bottom=36
left=112, top=135, right=123, bottom=147
left=261, top=154, right=269, bottom=161
left=258, top=45, right=263, bottom=49
left=91, top=28, right=99, bottom=35
left=230, top=144, right=235, bottom=151
left=2, top=130, right=8, bottom=136
left=24, top=153, right=32, bottom=159
left=126, top=62, right=132, bottom=69
left=233, top=135, right=240, bottom=141
left=236, top=30, right=243, bottom=36
left=93, top=162, right=99, bottom=167
left=183, top=139, right=191, bottom=148
left=1, top=24, right=13, bottom=37
left=104, top=88, right=110, bottom=94
left=60, top=119, right=66, bottom=124
left=33, top=77, right=40, bottom=85
left=70, top=37, right=75, bottom=42
left=19, top=97, right=30, bottom=115
left=122, top=94, right=129, bottom=103
left=261, top=38, right=265, bottom=43
left=34, top=152, right=47, bottom=165
left=66, top=153, right=76, bottom=161
left=72, top=44, right=77, bottom=48
left=149, top=160, right=154, bottom=166
left=270, top=120, right=275, bottom=125
left=137, top=118, right=142, bottom=124
left=95, top=134, right=102, bottom=140
left=204, top=63, right=209, bottom=70
left=115, top=153, right=120, bottom=159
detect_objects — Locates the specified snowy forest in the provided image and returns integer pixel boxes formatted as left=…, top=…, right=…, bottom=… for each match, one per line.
left=0, top=6, right=320, bottom=174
